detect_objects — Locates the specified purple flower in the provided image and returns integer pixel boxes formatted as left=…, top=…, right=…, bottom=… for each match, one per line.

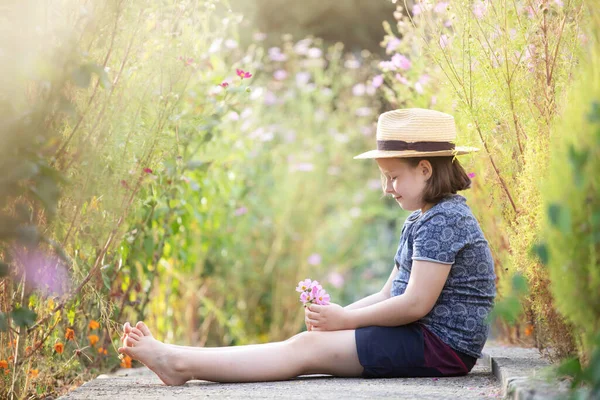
left=392, top=54, right=412, bottom=70
left=440, top=34, right=450, bottom=49
left=372, top=75, right=384, bottom=88
left=468, top=172, right=476, bottom=179
left=15, top=248, right=71, bottom=296
left=386, top=37, right=401, bottom=53
left=295, top=72, right=311, bottom=86
left=268, top=47, right=287, bottom=62
left=307, top=253, right=321, bottom=266
left=327, top=271, right=345, bottom=288
left=434, top=2, right=449, bottom=13
left=234, top=206, right=248, bottom=216
left=273, top=69, right=288, bottom=80
left=352, top=83, right=366, bottom=96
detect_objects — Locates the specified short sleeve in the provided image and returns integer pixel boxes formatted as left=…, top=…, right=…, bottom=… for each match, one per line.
left=412, top=213, right=471, bottom=265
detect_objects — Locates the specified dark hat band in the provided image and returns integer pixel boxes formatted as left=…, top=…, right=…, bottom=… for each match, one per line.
left=376, top=140, right=456, bottom=152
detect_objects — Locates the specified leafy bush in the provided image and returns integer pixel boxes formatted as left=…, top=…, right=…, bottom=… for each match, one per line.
left=536, top=16, right=600, bottom=394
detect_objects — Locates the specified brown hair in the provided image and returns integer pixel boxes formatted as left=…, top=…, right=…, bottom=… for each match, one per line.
left=406, top=156, right=472, bottom=204
left=381, top=156, right=472, bottom=204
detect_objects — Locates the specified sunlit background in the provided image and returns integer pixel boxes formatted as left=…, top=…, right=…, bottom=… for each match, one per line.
left=1, top=0, right=599, bottom=398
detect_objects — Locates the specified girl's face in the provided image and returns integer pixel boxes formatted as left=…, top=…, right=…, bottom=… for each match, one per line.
left=376, top=157, right=433, bottom=212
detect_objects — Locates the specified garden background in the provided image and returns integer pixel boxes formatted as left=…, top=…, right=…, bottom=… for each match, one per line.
left=0, top=0, right=599, bottom=398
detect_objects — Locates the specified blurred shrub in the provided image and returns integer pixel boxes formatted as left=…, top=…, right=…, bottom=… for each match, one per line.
left=0, top=0, right=249, bottom=397
left=536, top=8, right=600, bottom=373
left=376, top=0, right=590, bottom=357
left=228, top=0, right=397, bottom=54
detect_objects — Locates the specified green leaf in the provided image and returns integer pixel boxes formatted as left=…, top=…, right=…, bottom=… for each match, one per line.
left=531, top=243, right=549, bottom=266
left=0, top=161, right=39, bottom=186
left=67, top=306, right=76, bottom=326
left=0, top=312, right=7, bottom=332
left=11, top=307, right=37, bottom=327
left=0, top=262, right=8, bottom=277
left=512, top=273, right=529, bottom=295
left=87, top=64, right=112, bottom=89
left=72, top=64, right=92, bottom=87
left=15, top=225, right=40, bottom=246
left=586, top=101, right=600, bottom=123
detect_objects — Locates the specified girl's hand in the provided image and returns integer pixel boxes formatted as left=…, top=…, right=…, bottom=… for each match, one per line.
left=304, top=309, right=312, bottom=331
left=305, top=303, right=349, bottom=331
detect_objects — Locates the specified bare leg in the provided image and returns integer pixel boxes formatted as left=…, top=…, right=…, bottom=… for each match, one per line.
left=123, top=322, right=289, bottom=353
left=119, top=321, right=363, bottom=385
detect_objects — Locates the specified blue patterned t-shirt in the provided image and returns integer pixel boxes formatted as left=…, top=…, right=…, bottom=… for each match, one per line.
left=390, top=194, right=496, bottom=358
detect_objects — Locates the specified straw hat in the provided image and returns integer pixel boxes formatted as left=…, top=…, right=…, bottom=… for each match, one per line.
left=353, top=108, right=479, bottom=159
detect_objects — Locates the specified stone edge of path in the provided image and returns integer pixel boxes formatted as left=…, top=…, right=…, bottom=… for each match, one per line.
left=481, top=343, right=571, bottom=400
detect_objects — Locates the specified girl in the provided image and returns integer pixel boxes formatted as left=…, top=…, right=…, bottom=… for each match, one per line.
left=118, top=108, right=497, bottom=385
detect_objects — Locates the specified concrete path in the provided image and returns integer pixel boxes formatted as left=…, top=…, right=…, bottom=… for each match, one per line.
left=60, top=358, right=501, bottom=399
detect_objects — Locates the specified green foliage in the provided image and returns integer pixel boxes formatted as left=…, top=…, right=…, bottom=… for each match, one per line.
left=488, top=273, right=529, bottom=325
left=553, top=333, right=600, bottom=399
left=539, top=21, right=600, bottom=364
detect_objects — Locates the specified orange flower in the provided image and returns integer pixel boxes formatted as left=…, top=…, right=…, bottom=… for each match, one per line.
left=98, top=347, right=108, bottom=355
left=524, top=324, right=534, bottom=337
left=7, top=356, right=13, bottom=362
left=120, top=355, right=132, bottom=368
left=54, top=343, right=64, bottom=354
left=25, top=346, right=32, bottom=355
left=65, top=328, right=75, bottom=341
left=0, top=360, right=8, bottom=369
left=88, top=320, right=100, bottom=330
left=11, top=339, right=17, bottom=348
left=88, top=334, right=99, bottom=347
left=29, top=369, right=38, bottom=377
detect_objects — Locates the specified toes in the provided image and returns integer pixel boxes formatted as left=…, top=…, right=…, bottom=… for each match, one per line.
left=136, top=321, right=152, bottom=337
left=128, top=332, right=141, bottom=341
left=126, top=336, right=138, bottom=347
left=131, top=328, right=144, bottom=337
left=123, top=322, right=132, bottom=334
left=118, top=346, right=133, bottom=356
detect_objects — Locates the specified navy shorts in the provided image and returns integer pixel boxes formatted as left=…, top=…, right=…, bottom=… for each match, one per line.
left=355, top=322, right=477, bottom=378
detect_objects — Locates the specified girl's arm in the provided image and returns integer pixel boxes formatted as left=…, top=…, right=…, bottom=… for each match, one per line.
left=346, top=260, right=451, bottom=328
left=344, top=265, right=398, bottom=310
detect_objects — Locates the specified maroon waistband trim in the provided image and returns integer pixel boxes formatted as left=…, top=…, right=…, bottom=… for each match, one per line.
left=376, top=140, right=455, bottom=152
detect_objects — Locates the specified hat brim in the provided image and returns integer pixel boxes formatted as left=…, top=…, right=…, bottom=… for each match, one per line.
left=353, top=146, right=480, bottom=160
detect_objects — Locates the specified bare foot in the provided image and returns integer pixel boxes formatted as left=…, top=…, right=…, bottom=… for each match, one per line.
left=118, top=321, right=188, bottom=386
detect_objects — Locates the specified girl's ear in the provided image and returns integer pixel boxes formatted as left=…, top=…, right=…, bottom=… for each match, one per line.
left=419, top=160, right=433, bottom=179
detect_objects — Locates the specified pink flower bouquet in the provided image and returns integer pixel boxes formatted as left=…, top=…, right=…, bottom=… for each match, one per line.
left=295, top=278, right=330, bottom=307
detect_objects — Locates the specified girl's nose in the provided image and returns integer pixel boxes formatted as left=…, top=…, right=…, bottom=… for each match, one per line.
left=384, top=178, right=395, bottom=193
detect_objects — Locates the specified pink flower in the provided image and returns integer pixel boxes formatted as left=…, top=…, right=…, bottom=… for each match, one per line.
left=315, top=288, right=330, bottom=305
left=143, top=168, right=153, bottom=174
left=468, top=172, right=476, bottom=179
left=300, top=291, right=312, bottom=304
left=297, top=278, right=330, bottom=306
left=236, top=69, right=252, bottom=79
left=296, top=278, right=313, bottom=292
left=220, top=82, right=229, bottom=88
